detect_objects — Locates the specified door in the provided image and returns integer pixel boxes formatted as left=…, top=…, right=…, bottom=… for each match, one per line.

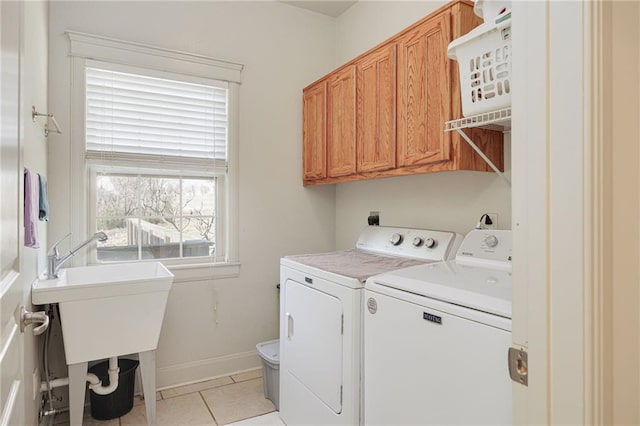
left=327, top=66, right=356, bottom=177
left=0, top=1, right=25, bottom=424
left=302, top=81, right=327, bottom=182
left=396, top=13, right=451, bottom=167
left=283, top=279, right=343, bottom=413
left=511, top=1, right=605, bottom=424
left=356, top=44, right=396, bottom=173
left=364, top=290, right=511, bottom=426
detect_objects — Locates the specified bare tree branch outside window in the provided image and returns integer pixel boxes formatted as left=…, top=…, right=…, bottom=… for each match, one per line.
left=96, top=174, right=215, bottom=261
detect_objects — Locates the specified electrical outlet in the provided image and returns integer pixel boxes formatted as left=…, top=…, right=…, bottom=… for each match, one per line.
left=368, top=211, right=380, bottom=226
left=32, top=368, right=39, bottom=400
left=487, top=213, right=498, bottom=230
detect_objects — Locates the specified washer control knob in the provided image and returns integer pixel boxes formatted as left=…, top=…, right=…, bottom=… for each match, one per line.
left=412, top=237, right=423, bottom=247
left=390, top=233, right=403, bottom=246
left=485, top=235, right=499, bottom=248
left=425, top=238, right=437, bottom=249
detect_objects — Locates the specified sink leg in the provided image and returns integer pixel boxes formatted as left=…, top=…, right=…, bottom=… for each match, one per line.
left=68, top=362, right=88, bottom=426
left=139, top=350, right=157, bottom=425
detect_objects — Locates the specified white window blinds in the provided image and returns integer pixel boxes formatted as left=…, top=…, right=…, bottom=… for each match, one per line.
left=85, top=66, right=228, bottom=171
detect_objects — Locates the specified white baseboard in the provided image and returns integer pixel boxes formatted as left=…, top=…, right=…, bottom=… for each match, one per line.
left=156, top=350, right=261, bottom=389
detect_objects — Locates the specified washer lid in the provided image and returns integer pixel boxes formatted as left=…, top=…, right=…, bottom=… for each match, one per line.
left=367, top=260, right=512, bottom=319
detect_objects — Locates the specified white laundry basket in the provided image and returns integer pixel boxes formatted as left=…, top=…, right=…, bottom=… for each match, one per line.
left=473, top=0, right=511, bottom=20
left=256, top=339, right=279, bottom=410
left=448, top=11, right=512, bottom=117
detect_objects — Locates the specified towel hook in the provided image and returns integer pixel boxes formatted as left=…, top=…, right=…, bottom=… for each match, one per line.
left=32, top=106, right=62, bottom=137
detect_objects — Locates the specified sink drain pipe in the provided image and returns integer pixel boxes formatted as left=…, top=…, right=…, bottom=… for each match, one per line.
left=88, top=357, right=120, bottom=395
left=40, top=357, right=120, bottom=395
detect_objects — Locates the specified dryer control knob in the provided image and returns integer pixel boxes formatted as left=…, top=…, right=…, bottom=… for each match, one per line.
left=485, top=235, right=499, bottom=248
left=390, top=233, right=403, bottom=246
left=425, top=238, right=437, bottom=249
left=412, top=237, right=423, bottom=247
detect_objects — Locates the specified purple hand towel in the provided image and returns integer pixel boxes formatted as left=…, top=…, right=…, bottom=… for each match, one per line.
left=24, top=169, right=40, bottom=248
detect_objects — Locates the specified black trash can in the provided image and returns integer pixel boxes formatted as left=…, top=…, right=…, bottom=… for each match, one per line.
left=89, top=358, right=139, bottom=420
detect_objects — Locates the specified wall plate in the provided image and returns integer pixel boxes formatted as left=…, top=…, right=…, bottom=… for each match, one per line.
left=486, top=213, right=498, bottom=229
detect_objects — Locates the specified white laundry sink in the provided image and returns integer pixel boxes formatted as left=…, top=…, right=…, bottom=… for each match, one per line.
left=32, top=262, right=174, bottom=364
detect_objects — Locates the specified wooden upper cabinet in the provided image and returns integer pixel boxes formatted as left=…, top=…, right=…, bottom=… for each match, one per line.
left=397, top=12, right=452, bottom=167
left=301, top=1, right=504, bottom=186
left=327, top=66, right=357, bottom=178
left=302, top=81, right=327, bottom=181
left=356, top=44, right=397, bottom=173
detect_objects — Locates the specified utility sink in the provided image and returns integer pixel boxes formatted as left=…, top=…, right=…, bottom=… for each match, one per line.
left=32, top=262, right=174, bottom=365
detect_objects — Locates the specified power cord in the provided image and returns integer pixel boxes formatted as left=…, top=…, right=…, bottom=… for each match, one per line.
left=475, top=214, right=494, bottom=230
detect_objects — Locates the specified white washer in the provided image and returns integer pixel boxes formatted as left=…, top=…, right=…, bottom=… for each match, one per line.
left=279, top=226, right=462, bottom=426
left=364, top=229, right=513, bottom=426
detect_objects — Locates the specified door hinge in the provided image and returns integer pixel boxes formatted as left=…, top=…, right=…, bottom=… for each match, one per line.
left=508, top=347, right=528, bottom=386
left=341, top=314, right=344, bottom=335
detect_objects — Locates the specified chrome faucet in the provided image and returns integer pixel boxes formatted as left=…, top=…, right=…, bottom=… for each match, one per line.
left=46, top=232, right=108, bottom=279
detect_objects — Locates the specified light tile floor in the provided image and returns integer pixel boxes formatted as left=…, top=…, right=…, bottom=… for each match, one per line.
left=55, top=368, right=283, bottom=426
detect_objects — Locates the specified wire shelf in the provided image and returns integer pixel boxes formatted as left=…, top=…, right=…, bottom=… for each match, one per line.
left=444, top=107, right=512, bottom=187
left=445, top=107, right=511, bottom=132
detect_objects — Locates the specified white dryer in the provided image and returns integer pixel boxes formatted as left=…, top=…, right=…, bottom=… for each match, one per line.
left=279, top=226, right=462, bottom=426
left=364, top=229, right=513, bottom=426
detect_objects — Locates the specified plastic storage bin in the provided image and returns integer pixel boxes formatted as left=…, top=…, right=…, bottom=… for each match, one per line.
left=447, top=11, right=512, bottom=117
left=256, top=339, right=279, bottom=410
left=89, top=358, right=139, bottom=420
left=473, top=0, right=511, bottom=20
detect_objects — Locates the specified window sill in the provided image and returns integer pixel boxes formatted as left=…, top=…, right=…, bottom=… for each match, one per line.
left=166, top=261, right=241, bottom=283
left=91, top=257, right=240, bottom=282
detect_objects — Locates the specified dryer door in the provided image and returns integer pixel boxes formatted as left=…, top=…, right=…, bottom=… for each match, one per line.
left=283, top=279, right=343, bottom=413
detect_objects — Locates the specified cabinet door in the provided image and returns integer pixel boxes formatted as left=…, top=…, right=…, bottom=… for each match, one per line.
left=356, top=44, right=397, bottom=173
left=302, top=81, right=327, bottom=181
left=397, top=13, right=451, bottom=167
left=327, top=66, right=357, bottom=178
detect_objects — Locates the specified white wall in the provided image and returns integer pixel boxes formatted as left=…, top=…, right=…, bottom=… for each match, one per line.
left=48, top=1, right=336, bottom=388
left=334, top=1, right=511, bottom=248
left=22, top=0, right=49, bottom=273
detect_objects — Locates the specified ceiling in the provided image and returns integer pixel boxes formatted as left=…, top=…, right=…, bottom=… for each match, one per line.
left=279, top=1, right=358, bottom=18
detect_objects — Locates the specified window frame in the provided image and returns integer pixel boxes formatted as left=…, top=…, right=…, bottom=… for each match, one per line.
left=67, top=31, right=242, bottom=276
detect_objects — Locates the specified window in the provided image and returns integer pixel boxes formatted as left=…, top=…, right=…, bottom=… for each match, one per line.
left=95, top=174, right=217, bottom=261
left=67, top=32, right=242, bottom=270
left=85, top=63, right=230, bottom=262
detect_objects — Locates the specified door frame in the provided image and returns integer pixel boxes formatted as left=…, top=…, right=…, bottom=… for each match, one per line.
left=511, top=1, right=606, bottom=424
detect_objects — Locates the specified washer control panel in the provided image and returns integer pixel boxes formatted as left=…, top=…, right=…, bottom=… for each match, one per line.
left=356, top=226, right=462, bottom=262
left=456, top=229, right=512, bottom=269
